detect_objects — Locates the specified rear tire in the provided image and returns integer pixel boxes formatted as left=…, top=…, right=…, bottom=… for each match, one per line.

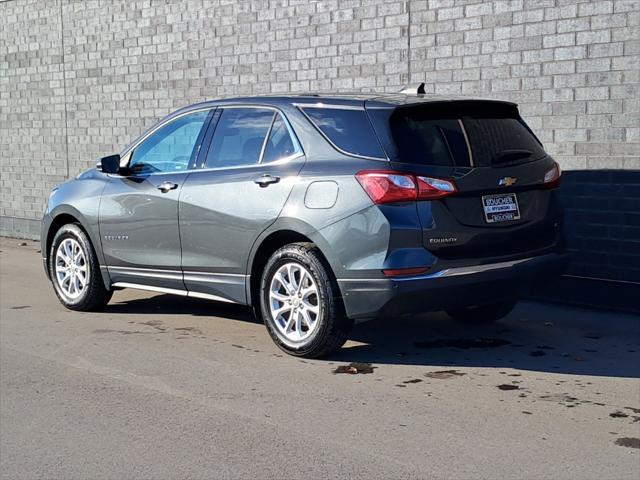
left=446, top=299, right=517, bottom=324
left=49, top=223, right=112, bottom=311
left=260, top=242, right=352, bottom=358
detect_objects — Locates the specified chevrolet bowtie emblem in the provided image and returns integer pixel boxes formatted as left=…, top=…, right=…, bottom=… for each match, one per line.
left=498, top=177, right=517, bottom=187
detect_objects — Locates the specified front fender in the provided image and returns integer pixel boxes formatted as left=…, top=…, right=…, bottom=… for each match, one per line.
left=46, top=204, right=105, bottom=262
left=41, top=170, right=111, bottom=288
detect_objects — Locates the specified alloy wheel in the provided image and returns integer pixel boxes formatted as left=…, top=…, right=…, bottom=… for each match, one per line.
left=268, top=262, right=321, bottom=343
left=55, top=238, right=88, bottom=300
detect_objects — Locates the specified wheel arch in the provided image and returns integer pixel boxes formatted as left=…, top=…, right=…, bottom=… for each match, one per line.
left=45, top=207, right=110, bottom=289
left=246, top=221, right=343, bottom=313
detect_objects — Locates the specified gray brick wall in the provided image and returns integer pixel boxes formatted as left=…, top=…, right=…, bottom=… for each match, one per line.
left=410, top=0, right=640, bottom=171
left=1, top=0, right=68, bottom=232
left=1, top=0, right=639, bottom=285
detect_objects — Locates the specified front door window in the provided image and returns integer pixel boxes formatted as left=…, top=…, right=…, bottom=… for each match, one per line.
left=129, top=110, right=209, bottom=174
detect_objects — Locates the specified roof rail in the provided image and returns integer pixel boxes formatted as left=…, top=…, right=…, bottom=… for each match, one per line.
left=399, top=82, right=426, bottom=95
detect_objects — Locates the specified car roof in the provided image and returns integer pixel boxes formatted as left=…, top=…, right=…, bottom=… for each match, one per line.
left=176, top=93, right=516, bottom=114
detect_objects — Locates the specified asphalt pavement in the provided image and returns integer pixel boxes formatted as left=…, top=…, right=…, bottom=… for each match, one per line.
left=1, top=237, right=639, bottom=479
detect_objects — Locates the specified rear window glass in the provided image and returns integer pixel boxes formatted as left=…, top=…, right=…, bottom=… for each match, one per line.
left=303, top=107, right=385, bottom=158
left=463, top=117, right=545, bottom=167
left=368, top=105, right=545, bottom=168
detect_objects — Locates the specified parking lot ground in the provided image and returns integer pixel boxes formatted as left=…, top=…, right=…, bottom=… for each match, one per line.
left=1, top=237, right=639, bottom=479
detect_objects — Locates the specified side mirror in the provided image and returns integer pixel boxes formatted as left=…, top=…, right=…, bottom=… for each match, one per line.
left=97, top=154, right=121, bottom=174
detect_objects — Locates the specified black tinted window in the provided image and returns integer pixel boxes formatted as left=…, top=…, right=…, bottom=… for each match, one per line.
left=262, top=114, right=300, bottom=163
left=463, top=117, right=545, bottom=167
left=303, top=107, right=385, bottom=158
left=369, top=104, right=545, bottom=167
left=205, top=108, right=274, bottom=168
left=129, top=110, right=209, bottom=174
left=389, top=116, right=469, bottom=167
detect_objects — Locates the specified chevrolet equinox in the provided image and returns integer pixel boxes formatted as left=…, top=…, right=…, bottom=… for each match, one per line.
left=42, top=87, right=567, bottom=357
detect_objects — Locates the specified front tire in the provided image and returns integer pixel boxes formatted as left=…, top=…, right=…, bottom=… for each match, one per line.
left=49, top=223, right=112, bottom=311
left=446, top=299, right=517, bottom=324
left=260, top=243, right=352, bottom=358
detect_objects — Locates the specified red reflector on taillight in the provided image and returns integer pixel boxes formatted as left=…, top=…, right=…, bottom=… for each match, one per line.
left=382, top=267, right=430, bottom=277
left=356, top=170, right=457, bottom=204
left=543, top=162, right=562, bottom=189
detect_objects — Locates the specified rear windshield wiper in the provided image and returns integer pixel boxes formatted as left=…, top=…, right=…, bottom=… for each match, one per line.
left=493, top=149, right=533, bottom=165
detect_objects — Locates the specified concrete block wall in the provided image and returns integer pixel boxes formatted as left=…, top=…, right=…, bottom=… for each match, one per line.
left=1, top=0, right=68, bottom=234
left=1, top=0, right=639, bottom=289
left=409, top=0, right=640, bottom=171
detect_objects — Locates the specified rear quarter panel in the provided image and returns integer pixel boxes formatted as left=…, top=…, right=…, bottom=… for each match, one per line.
left=251, top=155, right=430, bottom=282
left=247, top=104, right=397, bottom=280
left=266, top=158, right=391, bottom=278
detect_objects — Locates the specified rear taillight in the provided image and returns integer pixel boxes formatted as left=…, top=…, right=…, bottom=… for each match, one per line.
left=356, top=170, right=457, bottom=205
left=416, top=176, right=457, bottom=200
left=543, top=162, right=562, bottom=189
left=354, top=170, right=417, bottom=203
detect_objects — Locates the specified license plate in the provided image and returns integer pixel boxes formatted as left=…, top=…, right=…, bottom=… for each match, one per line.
left=482, top=193, right=521, bottom=223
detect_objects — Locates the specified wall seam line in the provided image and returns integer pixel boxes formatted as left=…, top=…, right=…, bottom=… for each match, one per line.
left=407, top=0, right=411, bottom=83
left=59, top=0, right=70, bottom=179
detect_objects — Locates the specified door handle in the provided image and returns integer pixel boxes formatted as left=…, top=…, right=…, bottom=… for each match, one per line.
left=157, top=181, right=178, bottom=193
left=254, top=174, right=280, bottom=187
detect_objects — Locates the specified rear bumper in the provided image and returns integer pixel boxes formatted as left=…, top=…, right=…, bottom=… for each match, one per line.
left=338, top=252, right=569, bottom=320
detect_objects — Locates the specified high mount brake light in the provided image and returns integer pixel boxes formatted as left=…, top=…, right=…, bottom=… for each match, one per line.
left=355, top=170, right=457, bottom=205
left=543, top=162, right=562, bottom=189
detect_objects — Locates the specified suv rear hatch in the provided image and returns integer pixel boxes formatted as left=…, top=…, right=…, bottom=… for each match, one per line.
left=365, top=99, right=563, bottom=260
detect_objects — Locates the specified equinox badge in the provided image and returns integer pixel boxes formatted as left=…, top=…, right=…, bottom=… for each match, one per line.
left=498, top=177, right=517, bottom=187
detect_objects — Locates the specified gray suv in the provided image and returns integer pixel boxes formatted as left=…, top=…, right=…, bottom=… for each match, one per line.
left=42, top=88, right=567, bottom=357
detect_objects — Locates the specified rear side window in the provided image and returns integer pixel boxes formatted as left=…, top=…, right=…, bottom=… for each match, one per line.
left=368, top=104, right=545, bottom=168
left=303, top=107, right=385, bottom=159
left=262, top=114, right=300, bottom=163
left=204, top=108, right=274, bottom=169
